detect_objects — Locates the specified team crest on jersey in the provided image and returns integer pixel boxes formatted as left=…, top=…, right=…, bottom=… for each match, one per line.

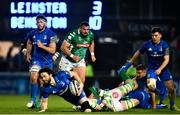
left=148, top=48, right=152, bottom=51
left=159, top=47, right=162, bottom=52
left=33, top=35, right=35, bottom=39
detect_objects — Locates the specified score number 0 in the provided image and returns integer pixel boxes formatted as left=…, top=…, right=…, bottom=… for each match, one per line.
left=89, top=1, right=102, bottom=30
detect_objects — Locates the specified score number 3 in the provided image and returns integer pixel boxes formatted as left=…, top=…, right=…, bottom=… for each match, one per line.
left=89, top=1, right=102, bottom=30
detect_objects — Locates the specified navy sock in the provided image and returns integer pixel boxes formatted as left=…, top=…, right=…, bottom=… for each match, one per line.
left=170, top=100, right=175, bottom=108
left=31, top=83, right=38, bottom=102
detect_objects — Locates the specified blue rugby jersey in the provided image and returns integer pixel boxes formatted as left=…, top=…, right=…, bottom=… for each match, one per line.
left=26, top=27, right=56, bottom=65
left=139, top=40, right=169, bottom=70
left=136, top=70, right=167, bottom=99
left=41, top=71, right=86, bottom=105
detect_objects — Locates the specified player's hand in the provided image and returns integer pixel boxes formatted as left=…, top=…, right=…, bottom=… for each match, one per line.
left=37, top=40, right=43, bottom=48
left=26, top=53, right=31, bottom=63
left=77, top=82, right=83, bottom=96
left=155, top=69, right=161, bottom=75
left=72, top=55, right=80, bottom=62
left=91, top=55, right=96, bottom=62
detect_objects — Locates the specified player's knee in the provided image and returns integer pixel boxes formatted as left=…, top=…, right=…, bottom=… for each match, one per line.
left=30, top=75, right=38, bottom=83
left=167, top=87, right=175, bottom=94
left=147, top=78, right=156, bottom=90
left=80, top=101, right=91, bottom=112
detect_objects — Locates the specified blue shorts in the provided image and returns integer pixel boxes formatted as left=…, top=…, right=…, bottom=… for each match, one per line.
left=128, top=90, right=151, bottom=108
left=61, top=88, right=86, bottom=105
left=147, top=69, right=172, bottom=81
left=29, top=60, right=53, bottom=72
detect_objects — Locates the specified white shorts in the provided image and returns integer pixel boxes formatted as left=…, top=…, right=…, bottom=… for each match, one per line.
left=59, top=55, right=86, bottom=71
left=30, top=65, right=41, bottom=73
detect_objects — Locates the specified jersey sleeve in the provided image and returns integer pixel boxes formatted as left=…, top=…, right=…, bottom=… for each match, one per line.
left=89, top=31, right=94, bottom=43
left=57, top=71, right=71, bottom=79
left=26, top=31, right=34, bottom=42
left=147, top=70, right=158, bottom=79
left=139, top=42, right=148, bottom=54
left=163, top=41, right=170, bottom=56
left=64, top=31, right=75, bottom=44
left=41, top=88, right=50, bottom=98
left=48, top=30, right=59, bottom=43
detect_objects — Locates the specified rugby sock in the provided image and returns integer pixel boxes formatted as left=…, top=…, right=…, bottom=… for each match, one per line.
left=124, top=99, right=136, bottom=110
left=116, top=81, right=134, bottom=95
left=170, top=100, right=175, bottom=108
left=31, top=83, right=38, bottom=102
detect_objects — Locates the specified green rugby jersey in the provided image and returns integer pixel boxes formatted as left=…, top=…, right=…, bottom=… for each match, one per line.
left=64, top=29, right=94, bottom=62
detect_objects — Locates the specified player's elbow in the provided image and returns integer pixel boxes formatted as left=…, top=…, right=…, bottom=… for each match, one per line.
left=51, top=49, right=56, bottom=54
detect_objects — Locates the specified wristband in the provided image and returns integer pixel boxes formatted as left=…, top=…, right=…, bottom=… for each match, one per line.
left=91, top=52, right=95, bottom=56
left=54, top=52, right=60, bottom=57
left=70, top=54, right=74, bottom=58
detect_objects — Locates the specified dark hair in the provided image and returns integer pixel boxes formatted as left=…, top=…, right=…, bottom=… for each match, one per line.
left=151, top=27, right=162, bottom=34
left=36, top=14, right=47, bottom=22
left=136, top=64, right=146, bottom=71
left=38, top=67, right=55, bottom=78
left=80, top=21, right=89, bottom=27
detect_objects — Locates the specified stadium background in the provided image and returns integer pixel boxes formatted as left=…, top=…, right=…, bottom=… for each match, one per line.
left=0, top=0, right=180, bottom=113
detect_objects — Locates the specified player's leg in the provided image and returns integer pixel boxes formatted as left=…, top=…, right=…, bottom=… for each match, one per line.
left=73, top=59, right=86, bottom=84
left=110, top=81, right=135, bottom=100
left=59, top=56, right=74, bottom=71
left=73, top=66, right=86, bottom=84
left=26, top=65, right=40, bottom=108
left=160, top=70, right=178, bottom=110
left=112, top=99, right=139, bottom=111
left=164, top=80, right=176, bottom=110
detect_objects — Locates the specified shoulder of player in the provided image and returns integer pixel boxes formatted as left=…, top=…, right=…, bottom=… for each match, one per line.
left=68, top=29, right=78, bottom=35
left=27, top=30, right=36, bottom=35
left=46, top=28, right=56, bottom=35
left=56, top=71, right=70, bottom=78
left=141, top=40, right=151, bottom=47
left=89, top=30, right=94, bottom=35
left=160, top=40, right=170, bottom=48
left=88, top=30, right=94, bottom=37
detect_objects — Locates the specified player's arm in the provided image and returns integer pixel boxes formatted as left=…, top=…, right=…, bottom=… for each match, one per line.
left=150, top=92, right=156, bottom=109
left=61, top=40, right=72, bottom=57
left=21, top=40, right=27, bottom=55
left=26, top=39, right=32, bottom=63
left=69, top=71, right=83, bottom=96
left=53, top=40, right=62, bottom=61
left=37, top=36, right=56, bottom=54
left=132, top=77, right=138, bottom=90
left=61, top=40, right=80, bottom=62
left=39, top=97, right=48, bottom=112
left=89, top=40, right=96, bottom=62
left=130, top=50, right=141, bottom=63
left=155, top=54, right=169, bottom=75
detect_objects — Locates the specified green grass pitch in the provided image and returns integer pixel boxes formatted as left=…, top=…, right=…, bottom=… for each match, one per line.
left=0, top=95, right=180, bottom=114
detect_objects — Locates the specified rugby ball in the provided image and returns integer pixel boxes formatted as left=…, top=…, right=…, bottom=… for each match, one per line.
left=69, top=80, right=79, bottom=96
